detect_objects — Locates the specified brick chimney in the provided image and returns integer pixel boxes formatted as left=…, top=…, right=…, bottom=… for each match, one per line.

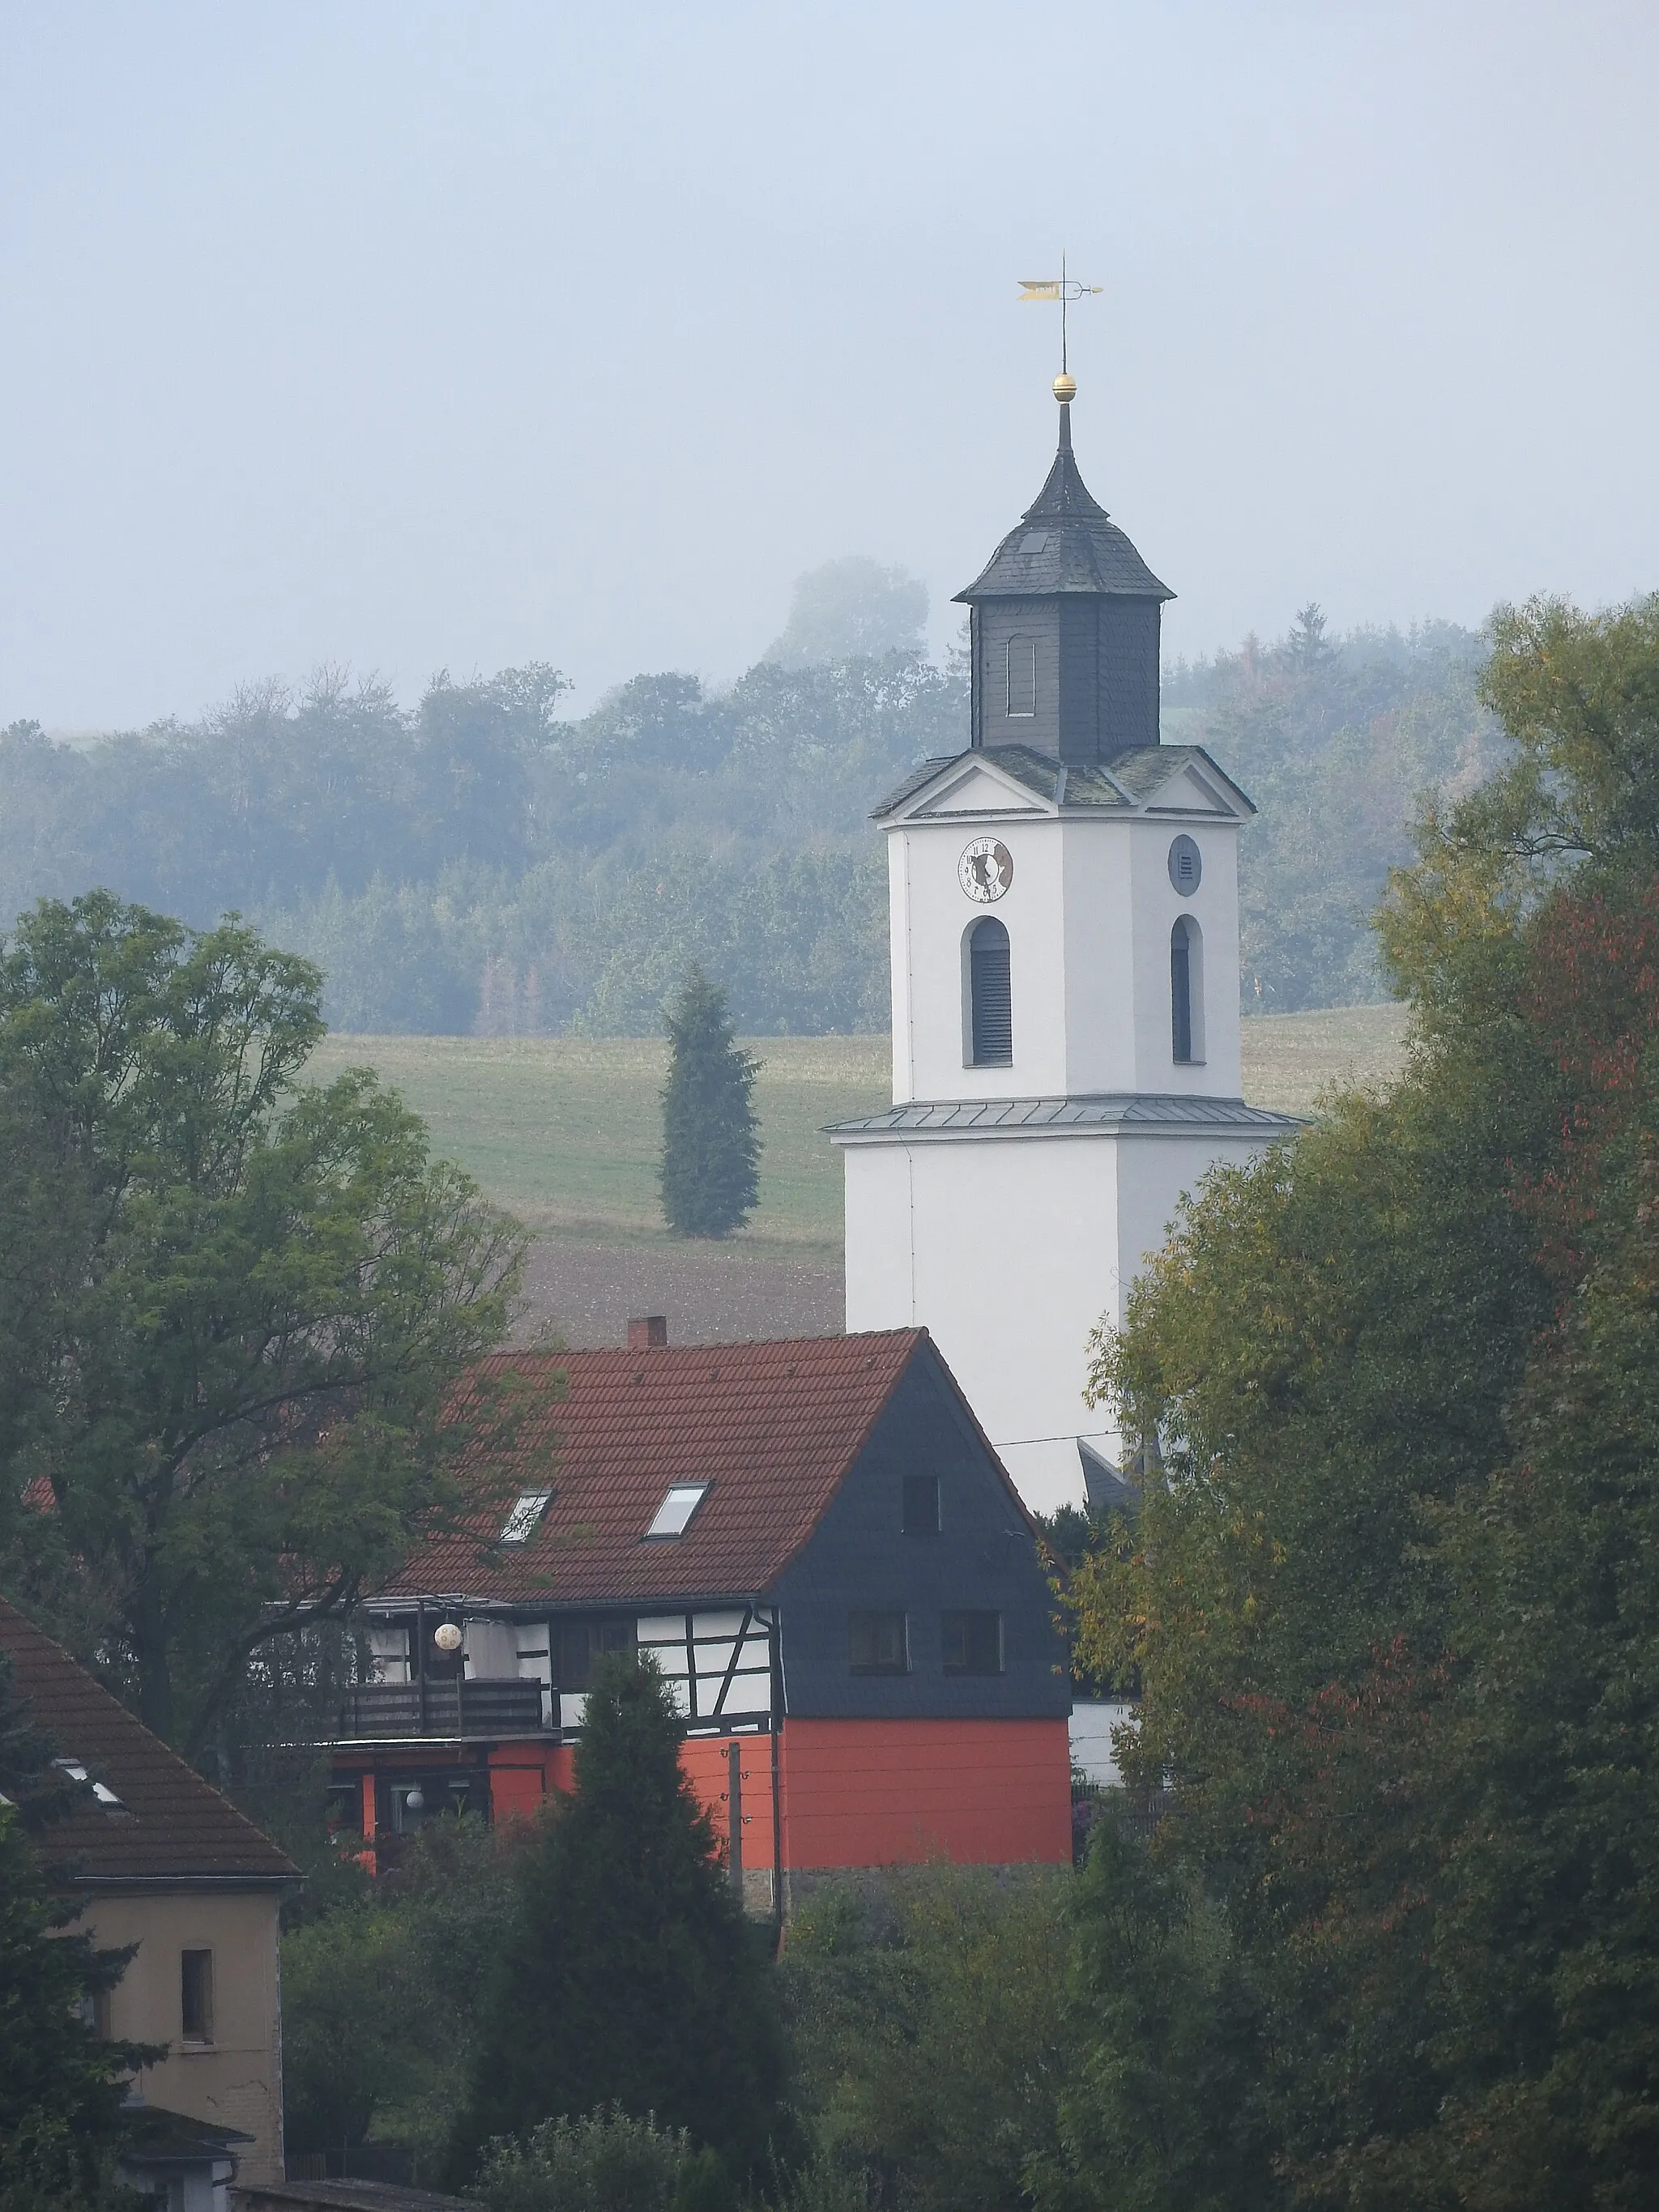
left=628, top=1315, right=668, bottom=1350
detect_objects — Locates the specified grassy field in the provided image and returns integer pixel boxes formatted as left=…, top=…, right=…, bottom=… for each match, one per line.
left=305, top=1004, right=1408, bottom=1261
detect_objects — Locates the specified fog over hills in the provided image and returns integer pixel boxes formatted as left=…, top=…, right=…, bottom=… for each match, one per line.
left=0, top=583, right=1503, bottom=1034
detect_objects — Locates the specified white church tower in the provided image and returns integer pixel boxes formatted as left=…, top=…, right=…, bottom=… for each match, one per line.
left=830, top=373, right=1299, bottom=1514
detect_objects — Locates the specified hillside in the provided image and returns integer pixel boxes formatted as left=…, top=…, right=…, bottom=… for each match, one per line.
left=305, top=1003, right=1409, bottom=1354
left=1, top=611, right=1501, bottom=1031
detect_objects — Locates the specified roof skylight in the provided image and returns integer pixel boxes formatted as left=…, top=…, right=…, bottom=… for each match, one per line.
left=500, top=1489, right=553, bottom=1544
left=56, top=1758, right=123, bottom=1808
left=645, top=1482, right=710, bottom=1541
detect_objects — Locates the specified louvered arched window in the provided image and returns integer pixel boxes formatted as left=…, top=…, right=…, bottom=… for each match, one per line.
left=1171, top=915, right=1205, bottom=1064
left=968, top=917, right=1013, bottom=1066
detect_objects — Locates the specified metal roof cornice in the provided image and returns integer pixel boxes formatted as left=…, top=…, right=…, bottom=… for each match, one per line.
left=826, top=1093, right=1305, bottom=1143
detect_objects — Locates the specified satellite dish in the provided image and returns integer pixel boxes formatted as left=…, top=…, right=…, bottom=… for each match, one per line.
left=433, top=1622, right=463, bottom=1653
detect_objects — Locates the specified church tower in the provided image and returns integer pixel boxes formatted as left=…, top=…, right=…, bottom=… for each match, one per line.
left=830, top=374, right=1299, bottom=1514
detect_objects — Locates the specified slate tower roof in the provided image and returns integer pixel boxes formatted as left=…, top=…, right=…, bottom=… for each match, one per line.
left=953, top=400, right=1172, bottom=606
left=954, top=381, right=1171, bottom=764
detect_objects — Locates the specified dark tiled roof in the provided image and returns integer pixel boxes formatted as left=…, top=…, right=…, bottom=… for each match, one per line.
left=0, top=1599, right=298, bottom=1884
left=826, top=1093, right=1304, bottom=1140
left=377, top=1332, right=928, bottom=1610
left=953, top=438, right=1172, bottom=605
left=871, top=745, right=1253, bottom=820
left=236, top=2185, right=480, bottom=2212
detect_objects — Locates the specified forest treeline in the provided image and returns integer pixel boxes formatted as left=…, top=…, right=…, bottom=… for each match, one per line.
left=0, top=607, right=1502, bottom=1034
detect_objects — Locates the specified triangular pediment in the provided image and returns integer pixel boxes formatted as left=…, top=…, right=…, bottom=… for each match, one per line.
left=908, top=761, right=1050, bottom=819
left=1138, top=758, right=1250, bottom=820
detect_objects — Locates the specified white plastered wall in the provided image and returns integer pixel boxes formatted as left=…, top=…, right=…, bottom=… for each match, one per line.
left=889, top=806, right=1243, bottom=1106
left=843, top=1123, right=1275, bottom=1515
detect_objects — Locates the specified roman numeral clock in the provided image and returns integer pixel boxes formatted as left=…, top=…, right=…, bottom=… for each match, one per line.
left=829, top=371, right=1299, bottom=1514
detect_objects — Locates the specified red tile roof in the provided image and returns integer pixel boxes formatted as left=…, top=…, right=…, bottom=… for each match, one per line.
left=0, top=1599, right=297, bottom=1883
left=380, top=1329, right=929, bottom=1609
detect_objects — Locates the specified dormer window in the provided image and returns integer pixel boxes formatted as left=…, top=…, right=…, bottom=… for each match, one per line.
left=645, top=1482, right=709, bottom=1540
left=500, top=1490, right=553, bottom=1544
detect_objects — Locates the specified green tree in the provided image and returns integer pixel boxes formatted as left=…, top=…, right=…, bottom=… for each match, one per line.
left=659, top=969, right=761, bottom=1237
left=1059, top=593, right=1659, bottom=2205
left=283, top=1812, right=531, bottom=2168
left=0, top=893, right=525, bottom=1752
left=761, top=557, right=928, bottom=668
left=0, top=1653, right=154, bottom=2210
left=781, top=1865, right=1075, bottom=2212
left=451, top=1656, right=790, bottom=2188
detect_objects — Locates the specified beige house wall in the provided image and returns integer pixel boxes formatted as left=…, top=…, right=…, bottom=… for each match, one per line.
left=83, top=1884, right=284, bottom=2185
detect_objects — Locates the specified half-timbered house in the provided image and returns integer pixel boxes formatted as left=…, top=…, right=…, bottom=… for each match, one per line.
left=324, top=1323, right=1072, bottom=1910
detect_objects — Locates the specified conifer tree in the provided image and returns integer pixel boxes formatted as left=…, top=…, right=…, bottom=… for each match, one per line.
left=659, top=968, right=761, bottom=1238
left=450, top=1656, right=790, bottom=2190
left=0, top=1655, right=155, bottom=2208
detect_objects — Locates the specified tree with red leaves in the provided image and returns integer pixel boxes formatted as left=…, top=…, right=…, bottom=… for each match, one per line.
left=1051, top=595, right=1659, bottom=2210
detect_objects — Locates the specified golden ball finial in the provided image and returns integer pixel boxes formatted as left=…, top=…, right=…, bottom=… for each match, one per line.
left=1052, top=371, right=1077, bottom=404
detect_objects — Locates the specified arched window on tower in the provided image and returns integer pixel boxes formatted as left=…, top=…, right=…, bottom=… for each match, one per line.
left=1005, top=636, right=1036, bottom=718
left=966, top=917, right=1013, bottom=1066
left=1171, top=916, right=1205, bottom=1065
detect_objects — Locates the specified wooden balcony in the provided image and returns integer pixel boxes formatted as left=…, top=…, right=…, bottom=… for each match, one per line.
left=335, top=1678, right=547, bottom=1741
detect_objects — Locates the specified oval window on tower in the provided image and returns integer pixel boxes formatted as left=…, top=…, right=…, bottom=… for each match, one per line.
left=1006, top=637, right=1036, bottom=718
left=1167, top=834, right=1202, bottom=895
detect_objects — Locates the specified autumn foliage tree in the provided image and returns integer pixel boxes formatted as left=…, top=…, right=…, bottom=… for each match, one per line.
left=1056, top=595, right=1659, bottom=2209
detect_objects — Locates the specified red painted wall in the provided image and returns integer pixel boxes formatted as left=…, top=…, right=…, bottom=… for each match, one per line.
left=679, top=1732, right=776, bottom=1874
left=778, top=1717, right=1072, bottom=1870
left=487, top=1742, right=574, bottom=1822
left=343, top=1718, right=1068, bottom=1877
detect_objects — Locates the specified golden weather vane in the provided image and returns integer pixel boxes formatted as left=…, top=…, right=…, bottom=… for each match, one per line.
left=1017, top=255, right=1102, bottom=386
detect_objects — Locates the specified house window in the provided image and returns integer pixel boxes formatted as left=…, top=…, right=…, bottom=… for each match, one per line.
left=556, top=1617, right=634, bottom=1690
left=500, top=1489, right=552, bottom=1543
left=645, top=1482, right=709, bottom=1539
left=1171, top=917, right=1205, bottom=1064
left=903, top=1474, right=940, bottom=1534
left=849, top=1610, right=909, bottom=1675
left=180, top=1950, right=214, bottom=2043
left=969, top=918, right=1013, bottom=1066
left=1006, top=635, right=1036, bottom=717
left=941, top=1611, right=1003, bottom=1675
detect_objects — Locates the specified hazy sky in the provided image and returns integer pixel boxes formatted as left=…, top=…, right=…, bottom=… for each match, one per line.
left=3, top=2, right=1656, bottom=729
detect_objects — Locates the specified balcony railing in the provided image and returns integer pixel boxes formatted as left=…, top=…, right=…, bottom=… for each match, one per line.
left=335, top=1678, right=547, bottom=1740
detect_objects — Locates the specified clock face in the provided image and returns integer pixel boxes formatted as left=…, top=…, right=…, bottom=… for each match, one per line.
left=958, top=837, right=1014, bottom=903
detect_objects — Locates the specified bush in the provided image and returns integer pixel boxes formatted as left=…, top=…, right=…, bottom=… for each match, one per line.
left=476, top=2108, right=694, bottom=2212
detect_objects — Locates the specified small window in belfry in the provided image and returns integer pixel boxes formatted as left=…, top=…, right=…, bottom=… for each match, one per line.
left=1167, top=834, right=1202, bottom=895
left=1006, top=636, right=1036, bottom=717
left=500, top=1490, right=552, bottom=1544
